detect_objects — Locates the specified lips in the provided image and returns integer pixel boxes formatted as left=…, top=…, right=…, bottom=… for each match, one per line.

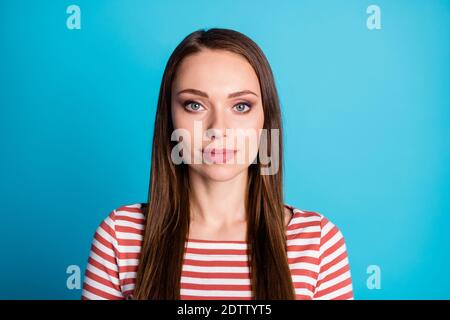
left=202, top=148, right=237, bottom=164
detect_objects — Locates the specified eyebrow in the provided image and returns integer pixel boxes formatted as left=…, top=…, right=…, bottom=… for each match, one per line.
left=176, top=88, right=258, bottom=98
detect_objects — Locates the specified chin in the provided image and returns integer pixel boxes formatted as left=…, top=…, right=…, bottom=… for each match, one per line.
left=190, top=164, right=249, bottom=182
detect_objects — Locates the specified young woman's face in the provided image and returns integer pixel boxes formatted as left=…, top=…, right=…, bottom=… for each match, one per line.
left=171, top=48, right=264, bottom=181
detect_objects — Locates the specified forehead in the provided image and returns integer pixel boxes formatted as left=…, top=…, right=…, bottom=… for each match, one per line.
left=172, top=49, right=261, bottom=96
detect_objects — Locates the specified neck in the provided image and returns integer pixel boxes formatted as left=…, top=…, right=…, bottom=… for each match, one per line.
left=188, top=169, right=248, bottom=228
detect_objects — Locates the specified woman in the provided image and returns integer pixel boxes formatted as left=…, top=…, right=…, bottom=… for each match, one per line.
left=81, top=28, right=353, bottom=300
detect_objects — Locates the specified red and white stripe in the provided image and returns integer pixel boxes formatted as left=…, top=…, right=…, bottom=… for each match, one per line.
left=82, top=203, right=353, bottom=300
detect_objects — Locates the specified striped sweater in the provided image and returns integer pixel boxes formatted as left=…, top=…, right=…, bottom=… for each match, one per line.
left=82, top=203, right=353, bottom=300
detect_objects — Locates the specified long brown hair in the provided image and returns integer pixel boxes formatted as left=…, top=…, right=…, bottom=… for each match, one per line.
left=134, top=28, right=295, bottom=299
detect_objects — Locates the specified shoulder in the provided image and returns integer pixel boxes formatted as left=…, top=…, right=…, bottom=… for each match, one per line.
left=93, top=203, right=146, bottom=244
left=110, top=203, right=146, bottom=223
left=83, top=203, right=146, bottom=300
left=284, top=203, right=348, bottom=246
left=283, top=205, right=354, bottom=299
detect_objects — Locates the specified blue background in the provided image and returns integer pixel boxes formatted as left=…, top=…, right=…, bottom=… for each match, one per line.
left=0, top=0, right=449, bottom=299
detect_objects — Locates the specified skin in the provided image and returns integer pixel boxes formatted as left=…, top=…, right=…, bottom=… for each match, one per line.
left=171, top=48, right=292, bottom=241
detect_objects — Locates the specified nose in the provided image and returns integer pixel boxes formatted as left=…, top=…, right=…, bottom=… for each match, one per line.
left=205, top=107, right=227, bottom=140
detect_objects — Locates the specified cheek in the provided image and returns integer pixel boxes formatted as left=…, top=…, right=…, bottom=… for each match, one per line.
left=247, top=107, right=265, bottom=162
left=248, top=103, right=265, bottom=129
left=171, top=106, right=193, bottom=161
left=234, top=126, right=264, bottom=165
left=171, top=106, right=199, bottom=143
left=171, top=104, right=184, bottom=130
left=245, top=106, right=264, bottom=142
